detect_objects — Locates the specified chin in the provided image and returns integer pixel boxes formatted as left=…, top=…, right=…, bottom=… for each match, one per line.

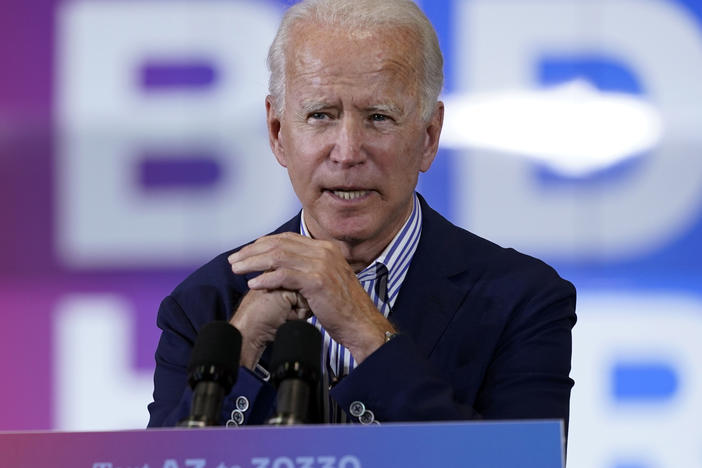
left=325, top=227, right=368, bottom=244
left=308, top=207, right=382, bottom=243
left=319, top=220, right=373, bottom=244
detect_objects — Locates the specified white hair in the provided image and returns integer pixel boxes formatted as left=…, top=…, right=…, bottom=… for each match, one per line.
left=266, top=0, right=444, bottom=121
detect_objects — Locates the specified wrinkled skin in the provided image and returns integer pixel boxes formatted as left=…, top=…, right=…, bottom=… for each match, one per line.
left=229, top=21, right=444, bottom=369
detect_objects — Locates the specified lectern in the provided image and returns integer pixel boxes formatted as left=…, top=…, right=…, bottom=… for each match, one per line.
left=0, top=420, right=564, bottom=467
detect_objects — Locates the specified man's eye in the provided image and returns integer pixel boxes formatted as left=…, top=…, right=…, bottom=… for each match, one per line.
left=370, top=113, right=389, bottom=122
left=310, top=112, right=328, bottom=120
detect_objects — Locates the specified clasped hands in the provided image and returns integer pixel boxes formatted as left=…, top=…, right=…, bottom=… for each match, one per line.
left=227, top=232, right=394, bottom=370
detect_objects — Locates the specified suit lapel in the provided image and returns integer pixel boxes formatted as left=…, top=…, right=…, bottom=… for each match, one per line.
left=391, top=196, right=478, bottom=358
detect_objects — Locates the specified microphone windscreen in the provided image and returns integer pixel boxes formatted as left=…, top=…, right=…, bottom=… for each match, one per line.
left=270, top=320, right=322, bottom=382
left=187, top=321, right=242, bottom=391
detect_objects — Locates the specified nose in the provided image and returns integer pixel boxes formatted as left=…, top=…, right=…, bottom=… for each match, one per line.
left=330, top=115, right=366, bottom=167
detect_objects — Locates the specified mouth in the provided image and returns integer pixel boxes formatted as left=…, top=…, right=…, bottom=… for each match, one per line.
left=327, top=189, right=372, bottom=201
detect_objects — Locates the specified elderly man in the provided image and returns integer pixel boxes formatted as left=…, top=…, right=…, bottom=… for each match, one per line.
left=148, top=0, right=576, bottom=429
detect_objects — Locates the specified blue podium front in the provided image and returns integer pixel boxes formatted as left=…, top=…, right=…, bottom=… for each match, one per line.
left=0, top=420, right=564, bottom=468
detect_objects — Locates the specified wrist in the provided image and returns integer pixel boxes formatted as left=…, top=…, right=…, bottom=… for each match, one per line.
left=348, top=321, right=396, bottom=365
left=229, top=308, right=266, bottom=370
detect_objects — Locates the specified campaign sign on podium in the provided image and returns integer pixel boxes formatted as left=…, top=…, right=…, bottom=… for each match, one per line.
left=0, top=420, right=564, bottom=468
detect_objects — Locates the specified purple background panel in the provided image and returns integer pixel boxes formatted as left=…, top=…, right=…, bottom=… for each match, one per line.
left=0, top=0, right=56, bottom=277
left=0, top=0, right=54, bottom=114
left=0, top=282, right=53, bottom=431
left=0, top=128, right=55, bottom=275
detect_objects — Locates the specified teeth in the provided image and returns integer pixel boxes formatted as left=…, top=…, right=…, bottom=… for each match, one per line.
left=332, top=190, right=368, bottom=200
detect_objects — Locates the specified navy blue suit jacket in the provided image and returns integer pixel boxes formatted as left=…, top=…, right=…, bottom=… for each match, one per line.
left=147, top=194, right=576, bottom=431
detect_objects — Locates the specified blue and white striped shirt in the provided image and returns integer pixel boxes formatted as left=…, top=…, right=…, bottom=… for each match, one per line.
left=301, top=193, right=423, bottom=380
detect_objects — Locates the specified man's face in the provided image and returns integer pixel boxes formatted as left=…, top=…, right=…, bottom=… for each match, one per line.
left=266, top=22, right=443, bottom=258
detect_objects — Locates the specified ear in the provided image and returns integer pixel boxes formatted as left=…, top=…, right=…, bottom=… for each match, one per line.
left=419, top=101, right=444, bottom=173
left=266, top=95, right=287, bottom=168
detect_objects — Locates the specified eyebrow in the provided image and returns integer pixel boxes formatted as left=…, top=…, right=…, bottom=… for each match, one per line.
left=300, top=100, right=403, bottom=114
left=366, top=103, right=403, bottom=115
left=300, top=100, right=333, bottom=114
left=297, top=98, right=406, bottom=119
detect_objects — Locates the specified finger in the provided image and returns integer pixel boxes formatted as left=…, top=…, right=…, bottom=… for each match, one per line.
left=247, top=267, right=310, bottom=292
left=230, top=252, right=280, bottom=275
left=228, top=232, right=310, bottom=264
left=295, top=291, right=311, bottom=311
left=231, top=240, right=329, bottom=275
left=231, top=248, right=313, bottom=276
left=284, top=304, right=312, bottom=320
left=292, top=292, right=312, bottom=319
left=229, top=242, right=311, bottom=275
left=280, top=290, right=312, bottom=320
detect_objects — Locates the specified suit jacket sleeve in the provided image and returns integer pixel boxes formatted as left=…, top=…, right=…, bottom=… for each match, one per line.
left=330, top=270, right=575, bottom=427
left=147, top=258, right=277, bottom=427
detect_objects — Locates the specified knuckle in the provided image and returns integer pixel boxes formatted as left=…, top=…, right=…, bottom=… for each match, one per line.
left=267, top=267, right=286, bottom=285
left=271, top=249, right=285, bottom=265
left=318, top=241, right=336, bottom=260
left=308, top=272, right=325, bottom=290
left=320, top=239, right=336, bottom=251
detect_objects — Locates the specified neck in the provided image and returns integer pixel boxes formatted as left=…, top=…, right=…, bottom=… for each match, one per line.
left=333, top=238, right=389, bottom=273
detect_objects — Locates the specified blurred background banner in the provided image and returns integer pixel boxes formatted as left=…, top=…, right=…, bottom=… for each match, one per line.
left=1, top=0, right=701, bottom=466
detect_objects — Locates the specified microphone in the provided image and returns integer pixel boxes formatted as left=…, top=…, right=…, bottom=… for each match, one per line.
left=267, top=320, right=323, bottom=425
left=180, top=321, right=242, bottom=427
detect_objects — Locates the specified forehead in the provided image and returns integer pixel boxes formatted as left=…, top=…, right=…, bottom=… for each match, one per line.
left=285, top=22, right=422, bottom=99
